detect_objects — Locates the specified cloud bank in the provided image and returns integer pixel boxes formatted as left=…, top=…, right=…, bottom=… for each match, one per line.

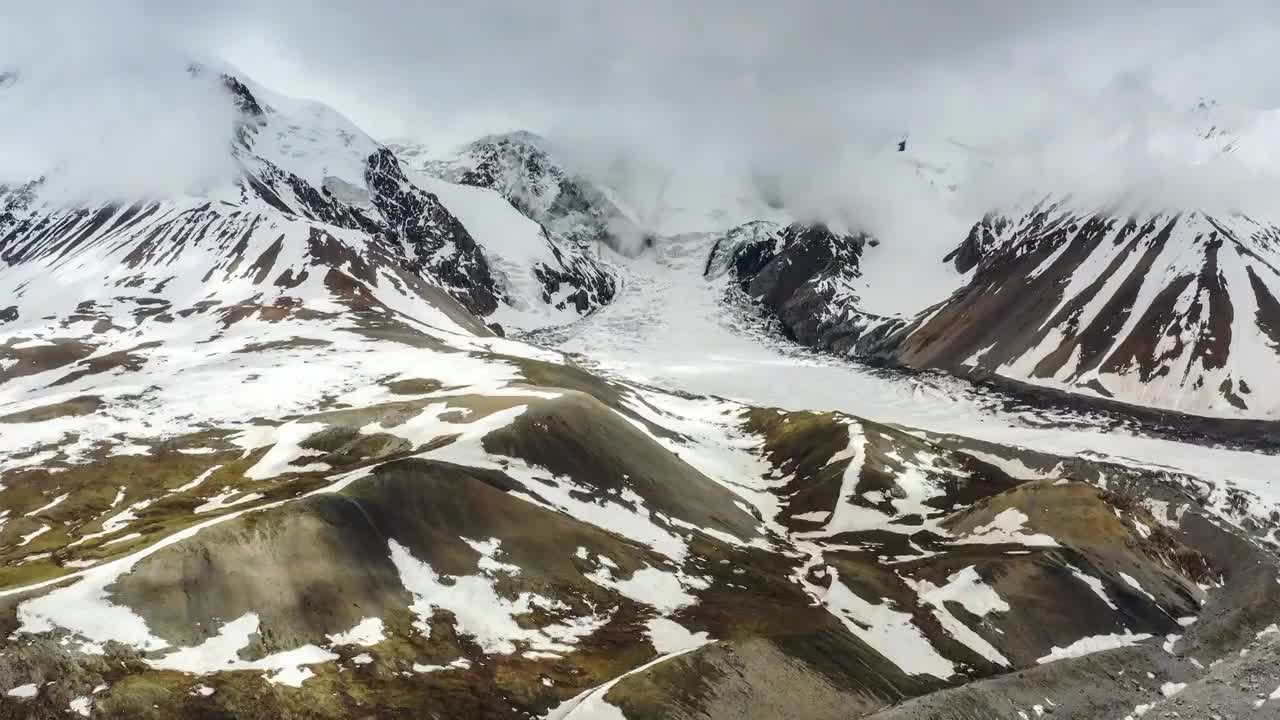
left=0, top=4, right=240, bottom=201
left=4, top=1, right=1280, bottom=231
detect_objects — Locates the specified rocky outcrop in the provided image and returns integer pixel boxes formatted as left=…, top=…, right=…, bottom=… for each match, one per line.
left=405, top=132, right=644, bottom=255
left=706, top=221, right=907, bottom=353
left=529, top=225, right=617, bottom=313
left=393, top=135, right=621, bottom=321
left=364, top=148, right=499, bottom=315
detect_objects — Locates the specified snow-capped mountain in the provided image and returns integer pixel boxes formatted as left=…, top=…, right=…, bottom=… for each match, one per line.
left=196, top=69, right=611, bottom=328
left=898, top=201, right=1280, bottom=418
left=702, top=110, right=1280, bottom=422
left=393, top=131, right=648, bottom=255
left=1, top=62, right=1279, bottom=720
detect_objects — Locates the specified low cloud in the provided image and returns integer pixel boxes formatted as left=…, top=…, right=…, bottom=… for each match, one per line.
left=0, top=6, right=239, bottom=201
left=4, top=1, right=1280, bottom=234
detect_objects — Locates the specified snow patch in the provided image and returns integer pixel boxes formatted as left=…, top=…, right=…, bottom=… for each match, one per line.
left=646, top=618, right=710, bottom=654
left=1037, top=631, right=1153, bottom=664
left=326, top=617, right=385, bottom=647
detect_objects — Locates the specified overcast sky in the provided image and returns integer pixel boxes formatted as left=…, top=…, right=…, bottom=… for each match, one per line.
left=4, top=1, right=1280, bottom=222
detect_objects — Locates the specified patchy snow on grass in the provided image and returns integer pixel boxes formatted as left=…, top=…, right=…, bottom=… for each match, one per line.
left=586, top=564, right=704, bottom=613
left=1120, top=572, right=1157, bottom=602
left=69, top=696, right=91, bottom=716
left=9, top=500, right=286, bottom=651
left=412, top=658, right=472, bottom=673
left=619, top=389, right=779, bottom=527
left=428, top=432, right=693, bottom=562
left=242, top=421, right=330, bottom=480
left=16, top=524, right=49, bottom=547
left=103, top=532, right=143, bottom=547
left=954, top=508, right=1060, bottom=547
left=389, top=540, right=608, bottom=656
left=960, top=450, right=1058, bottom=481
left=172, top=465, right=223, bottom=494
left=23, top=492, right=69, bottom=517
left=463, top=537, right=522, bottom=575
left=147, top=612, right=338, bottom=687
left=71, top=498, right=151, bottom=542
left=1070, top=567, right=1118, bottom=610
left=547, top=640, right=714, bottom=720
left=193, top=490, right=264, bottom=514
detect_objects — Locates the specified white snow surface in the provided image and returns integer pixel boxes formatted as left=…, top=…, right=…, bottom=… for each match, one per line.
left=645, top=618, right=711, bottom=655
left=954, top=509, right=1060, bottom=548
left=413, top=174, right=611, bottom=331
left=6, top=684, right=37, bottom=699
left=1036, top=631, right=1154, bottom=664
left=148, top=613, right=338, bottom=687
left=326, top=617, right=385, bottom=647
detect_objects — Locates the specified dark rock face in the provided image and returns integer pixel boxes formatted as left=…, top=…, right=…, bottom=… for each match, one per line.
left=184, top=72, right=501, bottom=318
left=364, top=148, right=499, bottom=316
left=221, top=74, right=264, bottom=117
left=243, top=161, right=382, bottom=235
left=235, top=149, right=500, bottom=318
left=705, top=220, right=783, bottom=283
left=943, top=212, right=1012, bottom=273
left=708, top=221, right=906, bottom=353
left=395, top=134, right=620, bottom=317
left=530, top=227, right=617, bottom=313
left=422, top=133, right=643, bottom=255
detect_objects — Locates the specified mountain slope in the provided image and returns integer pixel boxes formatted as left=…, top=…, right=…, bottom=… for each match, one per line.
left=396, top=132, right=647, bottom=255
left=900, top=202, right=1280, bottom=418
left=0, top=65, right=1278, bottom=720
left=235, top=70, right=615, bottom=326
left=710, top=201, right=1280, bottom=422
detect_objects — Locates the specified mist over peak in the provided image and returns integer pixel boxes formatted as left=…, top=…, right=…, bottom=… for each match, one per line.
left=4, top=1, right=1280, bottom=231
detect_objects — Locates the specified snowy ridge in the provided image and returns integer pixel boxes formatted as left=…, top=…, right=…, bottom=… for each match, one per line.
left=898, top=200, right=1280, bottom=418
left=1, top=68, right=618, bottom=327
left=398, top=132, right=646, bottom=254
left=409, top=171, right=617, bottom=331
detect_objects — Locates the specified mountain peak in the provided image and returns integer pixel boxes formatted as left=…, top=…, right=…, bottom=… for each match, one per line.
left=398, top=130, right=648, bottom=255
